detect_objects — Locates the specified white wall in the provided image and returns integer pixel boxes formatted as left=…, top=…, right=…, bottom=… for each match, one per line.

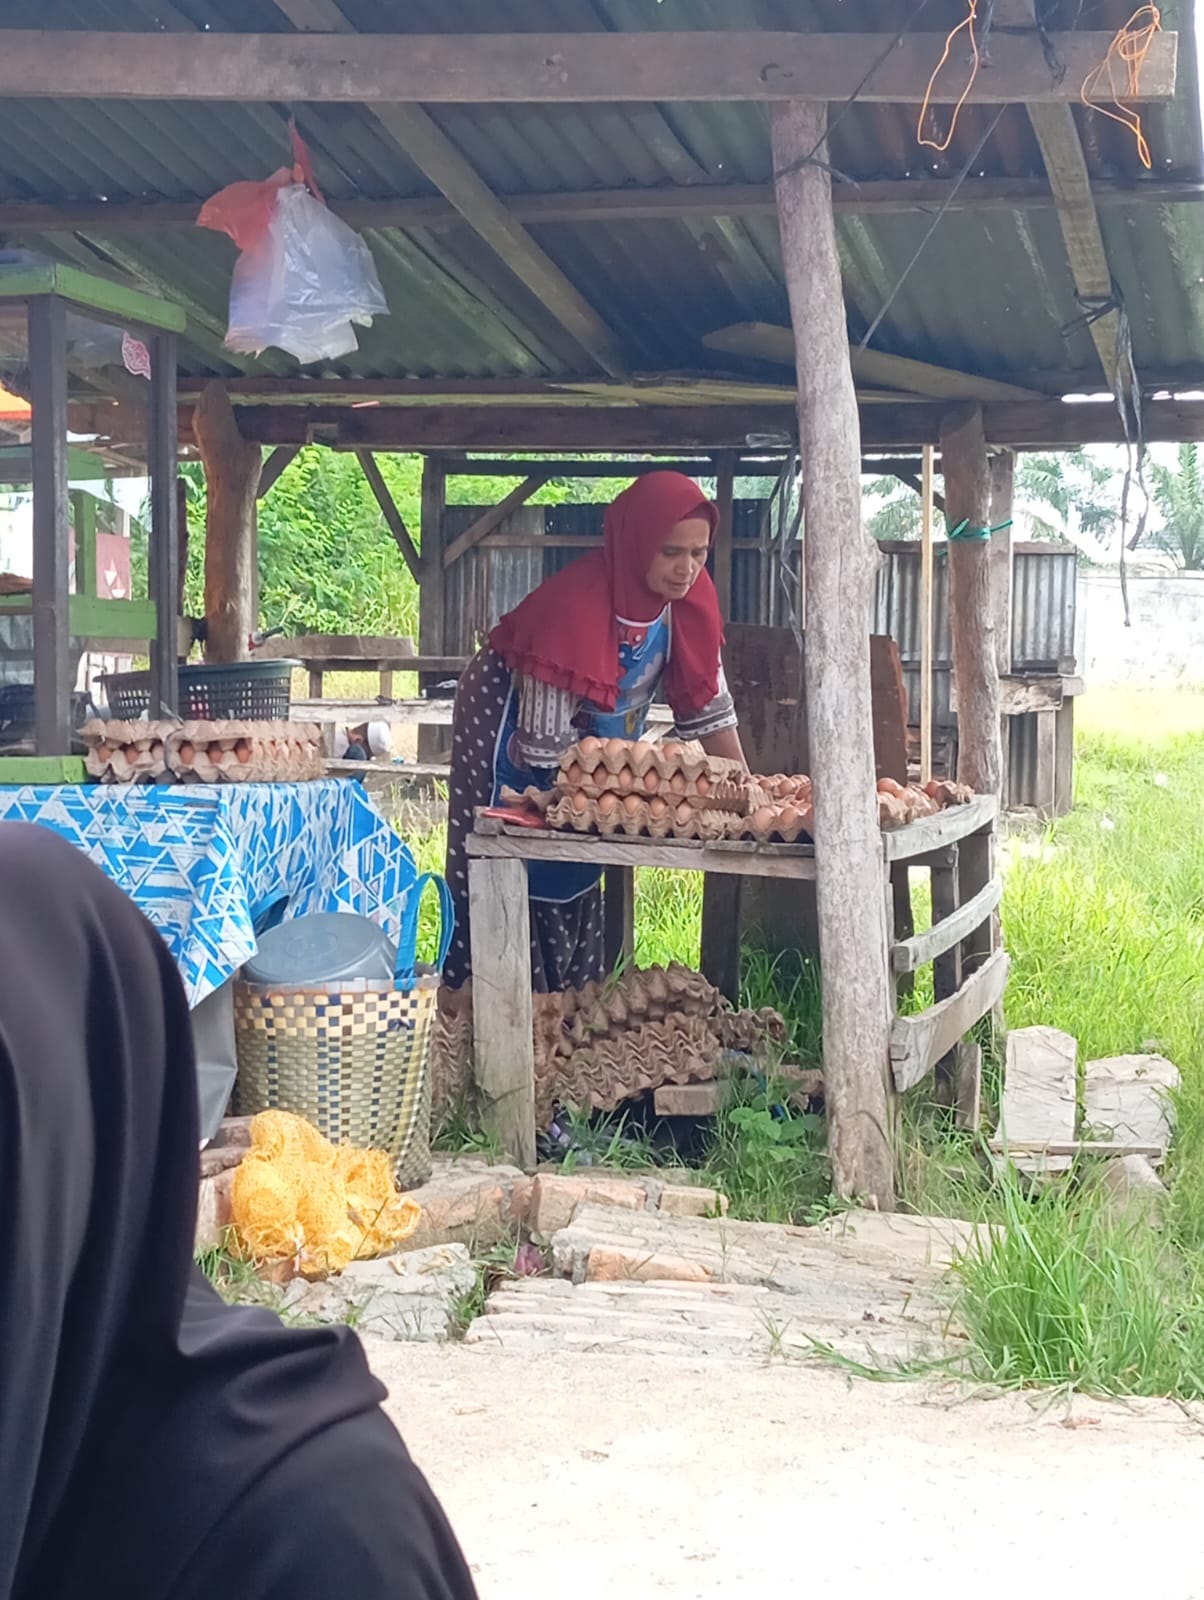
left=1078, top=570, right=1204, bottom=686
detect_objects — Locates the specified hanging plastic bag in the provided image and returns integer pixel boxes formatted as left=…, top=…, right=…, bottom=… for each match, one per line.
left=198, top=125, right=387, bottom=365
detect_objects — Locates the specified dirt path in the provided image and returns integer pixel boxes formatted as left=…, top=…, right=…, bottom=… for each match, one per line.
left=367, top=1342, right=1203, bottom=1599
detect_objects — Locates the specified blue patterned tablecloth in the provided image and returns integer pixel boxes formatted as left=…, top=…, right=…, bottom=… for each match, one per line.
left=0, top=780, right=415, bottom=1006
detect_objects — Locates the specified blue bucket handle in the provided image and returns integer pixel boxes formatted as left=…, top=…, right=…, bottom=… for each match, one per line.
left=395, top=872, right=455, bottom=988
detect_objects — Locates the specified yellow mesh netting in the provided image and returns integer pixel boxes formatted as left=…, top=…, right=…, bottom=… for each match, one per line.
left=230, top=1110, right=421, bottom=1277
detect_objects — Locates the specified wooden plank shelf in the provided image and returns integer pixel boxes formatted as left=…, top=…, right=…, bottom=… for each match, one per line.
left=467, top=824, right=818, bottom=881
left=881, top=793, right=997, bottom=861
left=889, top=949, right=1009, bottom=1092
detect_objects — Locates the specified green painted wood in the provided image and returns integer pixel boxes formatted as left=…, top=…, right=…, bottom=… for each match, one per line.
left=0, top=755, right=87, bottom=784
left=0, top=262, right=186, bottom=332
left=72, top=489, right=98, bottom=598
left=0, top=594, right=158, bottom=639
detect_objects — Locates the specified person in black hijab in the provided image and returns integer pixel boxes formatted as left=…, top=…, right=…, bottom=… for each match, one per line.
left=0, top=822, right=478, bottom=1600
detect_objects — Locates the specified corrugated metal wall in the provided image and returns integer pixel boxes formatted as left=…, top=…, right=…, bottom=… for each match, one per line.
left=441, top=508, right=1078, bottom=717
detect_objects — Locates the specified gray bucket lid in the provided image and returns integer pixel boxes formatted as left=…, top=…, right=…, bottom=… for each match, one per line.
left=243, top=912, right=397, bottom=986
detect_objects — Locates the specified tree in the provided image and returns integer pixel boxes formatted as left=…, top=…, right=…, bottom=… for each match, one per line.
left=863, top=475, right=923, bottom=539
left=1014, top=450, right=1119, bottom=550
left=1147, top=443, right=1204, bottom=571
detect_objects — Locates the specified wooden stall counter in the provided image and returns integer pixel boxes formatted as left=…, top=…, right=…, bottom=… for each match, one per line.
left=465, top=791, right=1003, bottom=1168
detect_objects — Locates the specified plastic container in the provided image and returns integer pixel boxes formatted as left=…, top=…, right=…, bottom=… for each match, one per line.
left=242, top=911, right=397, bottom=987
left=101, top=659, right=297, bottom=721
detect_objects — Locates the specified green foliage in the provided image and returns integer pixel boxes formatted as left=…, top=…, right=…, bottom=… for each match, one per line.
left=704, top=1081, right=831, bottom=1225
left=863, top=475, right=922, bottom=540
left=1147, top=442, right=1204, bottom=570
left=1015, top=449, right=1119, bottom=548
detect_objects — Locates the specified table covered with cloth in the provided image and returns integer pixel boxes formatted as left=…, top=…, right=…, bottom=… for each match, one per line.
left=0, top=779, right=413, bottom=1006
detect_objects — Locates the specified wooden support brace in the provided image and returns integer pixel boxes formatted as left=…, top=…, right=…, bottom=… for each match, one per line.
left=890, top=949, right=1010, bottom=1092
left=356, top=449, right=422, bottom=580
left=442, top=474, right=551, bottom=570
left=258, top=444, right=300, bottom=500
left=891, top=875, right=1001, bottom=974
left=712, top=450, right=737, bottom=621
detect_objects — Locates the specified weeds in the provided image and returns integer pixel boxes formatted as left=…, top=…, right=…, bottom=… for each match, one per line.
left=703, top=1080, right=832, bottom=1225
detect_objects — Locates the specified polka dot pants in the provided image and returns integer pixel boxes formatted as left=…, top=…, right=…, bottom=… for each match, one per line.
left=443, top=648, right=604, bottom=994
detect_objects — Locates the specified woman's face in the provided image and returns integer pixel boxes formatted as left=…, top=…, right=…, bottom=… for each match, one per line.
left=644, top=516, right=712, bottom=601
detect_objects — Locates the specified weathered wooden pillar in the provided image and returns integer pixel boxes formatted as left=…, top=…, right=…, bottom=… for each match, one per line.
left=988, top=448, right=1015, bottom=805
left=418, top=454, right=447, bottom=763
left=711, top=449, right=737, bottom=621
left=772, top=101, right=895, bottom=1208
left=940, top=405, right=1002, bottom=796
left=194, top=381, right=262, bottom=664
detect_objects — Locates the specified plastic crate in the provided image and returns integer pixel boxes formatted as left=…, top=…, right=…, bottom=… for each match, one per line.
left=102, top=660, right=298, bottom=721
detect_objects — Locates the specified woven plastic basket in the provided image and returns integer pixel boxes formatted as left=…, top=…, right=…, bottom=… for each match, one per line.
left=233, top=975, right=438, bottom=1190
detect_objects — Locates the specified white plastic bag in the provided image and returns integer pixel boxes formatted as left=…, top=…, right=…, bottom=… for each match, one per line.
left=224, top=184, right=387, bottom=364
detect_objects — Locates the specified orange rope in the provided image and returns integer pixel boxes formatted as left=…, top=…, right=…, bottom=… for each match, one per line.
left=917, top=0, right=981, bottom=154
left=1080, top=5, right=1162, bottom=171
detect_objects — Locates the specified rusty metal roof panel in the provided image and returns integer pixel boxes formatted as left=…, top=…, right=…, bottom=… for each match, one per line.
left=1, top=0, right=1201, bottom=389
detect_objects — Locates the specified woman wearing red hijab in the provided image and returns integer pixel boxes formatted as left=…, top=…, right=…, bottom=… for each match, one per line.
left=443, top=471, right=744, bottom=994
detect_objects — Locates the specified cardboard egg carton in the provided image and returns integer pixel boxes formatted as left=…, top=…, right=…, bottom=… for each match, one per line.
left=560, top=736, right=744, bottom=797
left=81, top=718, right=173, bottom=784
left=546, top=791, right=741, bottom=841
left=728, top=802, right=816, bottom=844
left=167, top=721, right=325, bottom=785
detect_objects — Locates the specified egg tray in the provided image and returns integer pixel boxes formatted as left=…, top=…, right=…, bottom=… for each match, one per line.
left=560, top=736, right=744, bottom=787
left=82, top=718, right=173, bottom=784
left=753, top=773, right=813, bottom=803
left=168, top=722, right=324, bottom=785
left=546, top=792, right=741, bottom=841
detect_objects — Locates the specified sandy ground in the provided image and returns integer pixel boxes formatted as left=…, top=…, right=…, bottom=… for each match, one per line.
left=366, top=1341, right=1204, bottom=1600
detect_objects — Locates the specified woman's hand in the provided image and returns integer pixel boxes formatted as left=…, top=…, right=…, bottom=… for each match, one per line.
left=699, top=727, right=748, bottom=770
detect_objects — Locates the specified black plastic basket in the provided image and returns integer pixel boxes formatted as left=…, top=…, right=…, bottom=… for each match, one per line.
left=0, top=683, right=90, bottom=738
left=102, top=660, right=298, bottom=721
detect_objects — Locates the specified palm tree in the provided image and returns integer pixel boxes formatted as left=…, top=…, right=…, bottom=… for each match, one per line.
left=863, top=475, right=922, bottom=539
left=1014, top=450, right=1119, bottom=551
left=1146, top=444, right=1204, bottom=571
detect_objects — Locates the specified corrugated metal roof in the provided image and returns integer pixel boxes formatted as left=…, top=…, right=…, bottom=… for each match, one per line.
left=0, top=0, right=1201, bottom=392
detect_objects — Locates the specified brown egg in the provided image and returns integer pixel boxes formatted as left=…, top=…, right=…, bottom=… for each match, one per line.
left=122, top=743, right=138, bottom=760
left=621, top=793, right=642, bottom=816
left=207, top=741, right=224, bottom=761
left=603, top=737, right=627, bottom=761
left=598, top=792, right=619, bottom=816
left=617, top=766, right=635, bottom=792
left=877, top=776, right=905, bottom=797
left=591, top=765, right=609, bottom=788
left=695, top=773, right=712, bottom=796
left=577, top=736, right=602, bottom=758
left=630, top=739, right=653, bottom=765
left=95, top=744, right=112, bottom=764
left=649, top=796, right=668, bottom=819
left=674, top=801, right=693, bottom=827
left=642, top=768, right=661, bottom=794
left=177, top=741, right=195, bottom=766
left=779, top=805, right=800, bottom=833
left=566, top=762, right=583, bottom=786
left=150, top=740, right=164, bottom=761
left=234, top=740, right=253, bottom=764
left=571, top=790, right=589, bottom=813
left=751, top=806, right=776, bottom=833
left=669, top=772, right=687, bottom=796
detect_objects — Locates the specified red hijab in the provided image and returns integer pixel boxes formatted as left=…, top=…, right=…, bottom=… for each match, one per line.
left=489, top=471, right=724, bottom=716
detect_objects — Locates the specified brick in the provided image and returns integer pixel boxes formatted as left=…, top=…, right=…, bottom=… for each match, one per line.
left=528, top=1173, right=647, bottom=1237
left=195, top=1169, right=234, bottom=1253
left=658, top=1184, right=729, bottom=1219
left=210, top=1115, right=255, bottom=1149
left=403, top=1160, right=526, bottom=1251
left=199, top=1144, right=246, bottom=1179
left=586, top=1245, right=712, bottom=1284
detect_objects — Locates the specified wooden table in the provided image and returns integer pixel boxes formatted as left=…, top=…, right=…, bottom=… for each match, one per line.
left=465, top=793, right=1004, bottom=1167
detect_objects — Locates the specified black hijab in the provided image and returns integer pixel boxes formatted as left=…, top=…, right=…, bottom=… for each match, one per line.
left=0, top=823, right=476, bottom=1600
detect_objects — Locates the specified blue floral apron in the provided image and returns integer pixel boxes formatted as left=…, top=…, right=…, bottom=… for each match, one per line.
left=492, top=611, right=670, bottom=904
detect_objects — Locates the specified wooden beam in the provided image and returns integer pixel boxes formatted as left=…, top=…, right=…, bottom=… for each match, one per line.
left=941, top=406, right=1002, bottom=796
left=417, top=456, right=448, bottom=764
left=919, top=443, right=935, bottom=786
left=355, top=449, right=422, bottom=580
left=712, top=449, right=737, bottom=621
left=988, top=450, right=1015, bottom=678
left=703, top=323, right=1043, bottom=403
left=0, top=30, right=1174, bottom=104
left=172, top=396, right=1204, bottom=453
left=7, top=177, right=1204, bottom=234
left=468, top=856, right=536, bottom=1169
left=194, top=381, right=262, bottom=663
left=271, top=0, right=627, bottom=377
left=29, top=294, right=70, bottom=757
left=773, top=100, right=895, bottom=1210
left=891, top=876, right=1002, bottom=974
left=442, top=474, right=550, bottom=570
left=257, top=444, right=299, bottom=499
left=890, top=949, right=1010, bottom=1092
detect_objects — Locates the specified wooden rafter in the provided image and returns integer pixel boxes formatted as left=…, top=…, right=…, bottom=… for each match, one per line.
left=4, top=177, right=1203, bottom=234
left=270, top=0, right=625, bottom=376
left=703, top=323, right=1043, bottom=403
left=0, top=30, right=1176, bottom=105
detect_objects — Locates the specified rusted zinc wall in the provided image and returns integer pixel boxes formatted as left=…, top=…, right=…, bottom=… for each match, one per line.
left=442, top=509, right=1078, bottom=726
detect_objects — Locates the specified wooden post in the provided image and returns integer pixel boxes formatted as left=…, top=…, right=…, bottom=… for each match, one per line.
left=418, top=454, right=448, bottom=764
left=603, top=866, right=635, bottom=972
left=772, top=100, right=896, bottom=1209
left=28, top=293, right=70, bottom=756
left=712, top=449, right=737, bottom=620
left=468, top=856, right=536, bottom=1169
left=940, top=405, right=1002, bottom=796
left=919, top=443, right=935, bottom=785
left=148, top=331, right=179, bottom=717
left=194, top=381, right=262, bottom=663
left=988, top=450, right=1014, bottom=678
left=700, top=876, right=743, bottom=1003
left=176, top=476, right=190, bottom=617
left=929, top=844, right=962, bottom=1104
